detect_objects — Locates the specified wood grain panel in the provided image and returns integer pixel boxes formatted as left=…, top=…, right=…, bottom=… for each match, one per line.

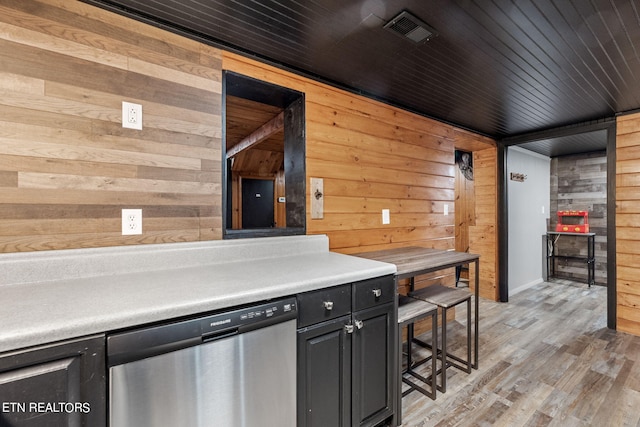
left=0, top=0, right=222, bottom=251
left=307, top=159, right=454, bottom=189
left=616, top=238, right=640, bottom=254
left=616, top=227, right=640, bottom=242
left=0, top=171, right=18, bottom=187
left=618, top=280, right=640, bottom=299
left=455, top=153, right=475, bottom=256
left=469, top=148, right=498, bottom=300
left=324, top=196, right=449, bottom=214
left=617, top=112, right=640, bottom=335
left=322, top=178, right=454, bottom=201
left=307, top=140, right=454, bottom=178
left=550, top=152, right=608, bottom=285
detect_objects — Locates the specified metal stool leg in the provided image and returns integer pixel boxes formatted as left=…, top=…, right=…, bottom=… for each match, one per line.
left=440, top=307, right=447, bottom=393
left=397, top=302, right=438, bottom=426
left=466, top=298, right=472, bottom=373
left=407, top=323, right=414, bottom=368
left=441, top=299, right=472, bottom=375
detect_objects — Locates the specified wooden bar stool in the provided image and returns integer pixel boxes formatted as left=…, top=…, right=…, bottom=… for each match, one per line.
left=409, top=285, right=472, bottom=393
left=397, top=295, right=438, bottom=424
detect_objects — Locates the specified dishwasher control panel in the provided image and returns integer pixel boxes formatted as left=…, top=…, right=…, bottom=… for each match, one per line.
left=201, top=297, right=297, bottom=335
left=108, top=296, right=297, bottom=367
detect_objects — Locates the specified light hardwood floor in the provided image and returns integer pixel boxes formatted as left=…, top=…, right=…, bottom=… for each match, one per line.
left=401, top=280, right=640, bottom=427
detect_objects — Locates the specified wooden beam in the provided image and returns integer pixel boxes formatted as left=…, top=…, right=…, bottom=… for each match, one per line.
left=226, top=111, right=284, bottom=159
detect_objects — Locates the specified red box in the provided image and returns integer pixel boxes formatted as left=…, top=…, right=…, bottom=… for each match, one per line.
left=555, top=210, right=589, bottom=233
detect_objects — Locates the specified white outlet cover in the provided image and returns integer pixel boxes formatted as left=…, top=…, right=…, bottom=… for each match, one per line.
left=122, top=101, right=142, bottom=130
left=122, top=209, right=142, bottom=235
left=382, top=209, right=390, bottom=225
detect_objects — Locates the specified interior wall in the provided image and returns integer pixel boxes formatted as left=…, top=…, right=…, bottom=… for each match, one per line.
left=550, top=151, right=607, bottom=285
left=455, top=151, right=475, bottom=255
left=454, top=150, right=475, bottom=286
left=507, top=147, right=550, bottom=294
left=221, top=52, right=499, bottom=300
left=0, top=0, right=500, bottom=301
left=469, top=147, right=499, bottom=300
left=0, top=0, right=223, bottom=251
left=616, top=112, right=640, bottom=335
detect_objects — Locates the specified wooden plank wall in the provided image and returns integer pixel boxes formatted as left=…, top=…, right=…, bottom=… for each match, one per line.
left=455, top=153, right=476, bottom=255
left=222, top=52, right=499, bottom=300
left=469, top=148, right=498, bottom=300
left=1, top=1, right=499, bottom=303
left=0, top=0, right=222, bottom=252
left=455, top=150, right=476, bottom=284
left=550, top=152, right=607, bottom=285
left=616, top=112, right=640, bottom=335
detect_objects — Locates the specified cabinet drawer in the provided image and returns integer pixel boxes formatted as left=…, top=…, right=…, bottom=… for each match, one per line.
left=353, top=275, right=395, bottom=311
left=297, top=284, right=352, bottom=328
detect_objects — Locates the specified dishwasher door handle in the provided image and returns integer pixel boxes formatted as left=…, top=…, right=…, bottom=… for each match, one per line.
left=202, top=328, right=239, bottom=343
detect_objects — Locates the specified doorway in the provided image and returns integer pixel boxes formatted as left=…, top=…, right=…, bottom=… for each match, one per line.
left=499, top=119, right=617, bottom=329
left=241, top=178, right=275, bottom=228
left=223, top=71, right=306, bottom=238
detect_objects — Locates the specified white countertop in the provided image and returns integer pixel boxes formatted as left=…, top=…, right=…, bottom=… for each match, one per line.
left=0, top=235, right=396, bottom=353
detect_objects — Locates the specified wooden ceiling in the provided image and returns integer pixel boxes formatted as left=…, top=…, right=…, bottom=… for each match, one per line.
left=86, top=0, right=639, bottom=154
left=226, top=96, right=284, bottom=175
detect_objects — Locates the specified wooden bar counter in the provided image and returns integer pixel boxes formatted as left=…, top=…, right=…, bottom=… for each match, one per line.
left=353, top=247, right=480, bottom=369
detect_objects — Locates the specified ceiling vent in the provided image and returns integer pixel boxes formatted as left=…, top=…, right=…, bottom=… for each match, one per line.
left=383, top=10, right=437, bottom=44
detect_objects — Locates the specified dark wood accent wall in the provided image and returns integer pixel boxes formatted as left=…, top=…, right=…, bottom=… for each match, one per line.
left=0, top=0, right=222, bottom=251
left=550, top=152, right=607, bottom=285
left=616, top=113, right=640, bottom=335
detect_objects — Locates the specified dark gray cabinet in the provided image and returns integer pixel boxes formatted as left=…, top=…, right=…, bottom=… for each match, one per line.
left=0, top=335, right=106, bottom=427
left=297, top=275, right=396, bottom=427
left=352, top=303, right=394, bottom=426
left=297, top=314, right=352, bottom=427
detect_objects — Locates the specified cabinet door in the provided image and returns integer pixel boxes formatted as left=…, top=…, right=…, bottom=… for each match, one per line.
left=352, top=303, right=395, bottom=427
left=0, top=335, right=106, bottom=427
left=297, top=315, right=352, bottom=427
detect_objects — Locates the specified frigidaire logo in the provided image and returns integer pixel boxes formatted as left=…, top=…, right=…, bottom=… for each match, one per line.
left=210, top=318, right=231, bottom=327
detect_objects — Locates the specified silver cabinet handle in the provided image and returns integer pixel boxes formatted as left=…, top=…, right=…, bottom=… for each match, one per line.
left=344, top=324, right=354, bottom=334
left=372, top=288, right=382, bottom=298
left=355, top=320, right=364, bottom=330
left=323, top=301, right=334, bottom=310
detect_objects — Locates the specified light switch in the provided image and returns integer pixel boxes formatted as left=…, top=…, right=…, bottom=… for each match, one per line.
left=382, top=209, right=390, bottom=224
left=444, top=204, right=449, bottom=215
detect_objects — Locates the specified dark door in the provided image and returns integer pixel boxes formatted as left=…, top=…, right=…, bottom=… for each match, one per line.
left=0, top=336, right=106, bottom=427
left=242, top=178, right=274, bottom=228
left=352, top=303, right=395, bottom=427
left=297, top=315, right=352, bottom=427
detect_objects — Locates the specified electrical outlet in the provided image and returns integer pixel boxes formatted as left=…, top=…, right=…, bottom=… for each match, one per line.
left=122, top=209, right=142, bottom=235
left=122, top=101, right=143, bottom=130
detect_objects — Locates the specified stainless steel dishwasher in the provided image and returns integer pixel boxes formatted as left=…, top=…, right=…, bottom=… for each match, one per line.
left=107, top=297, right=297, bottom=427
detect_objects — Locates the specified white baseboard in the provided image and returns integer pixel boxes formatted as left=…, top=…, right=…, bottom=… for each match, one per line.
left=510, top=278, right=543, bottom=296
